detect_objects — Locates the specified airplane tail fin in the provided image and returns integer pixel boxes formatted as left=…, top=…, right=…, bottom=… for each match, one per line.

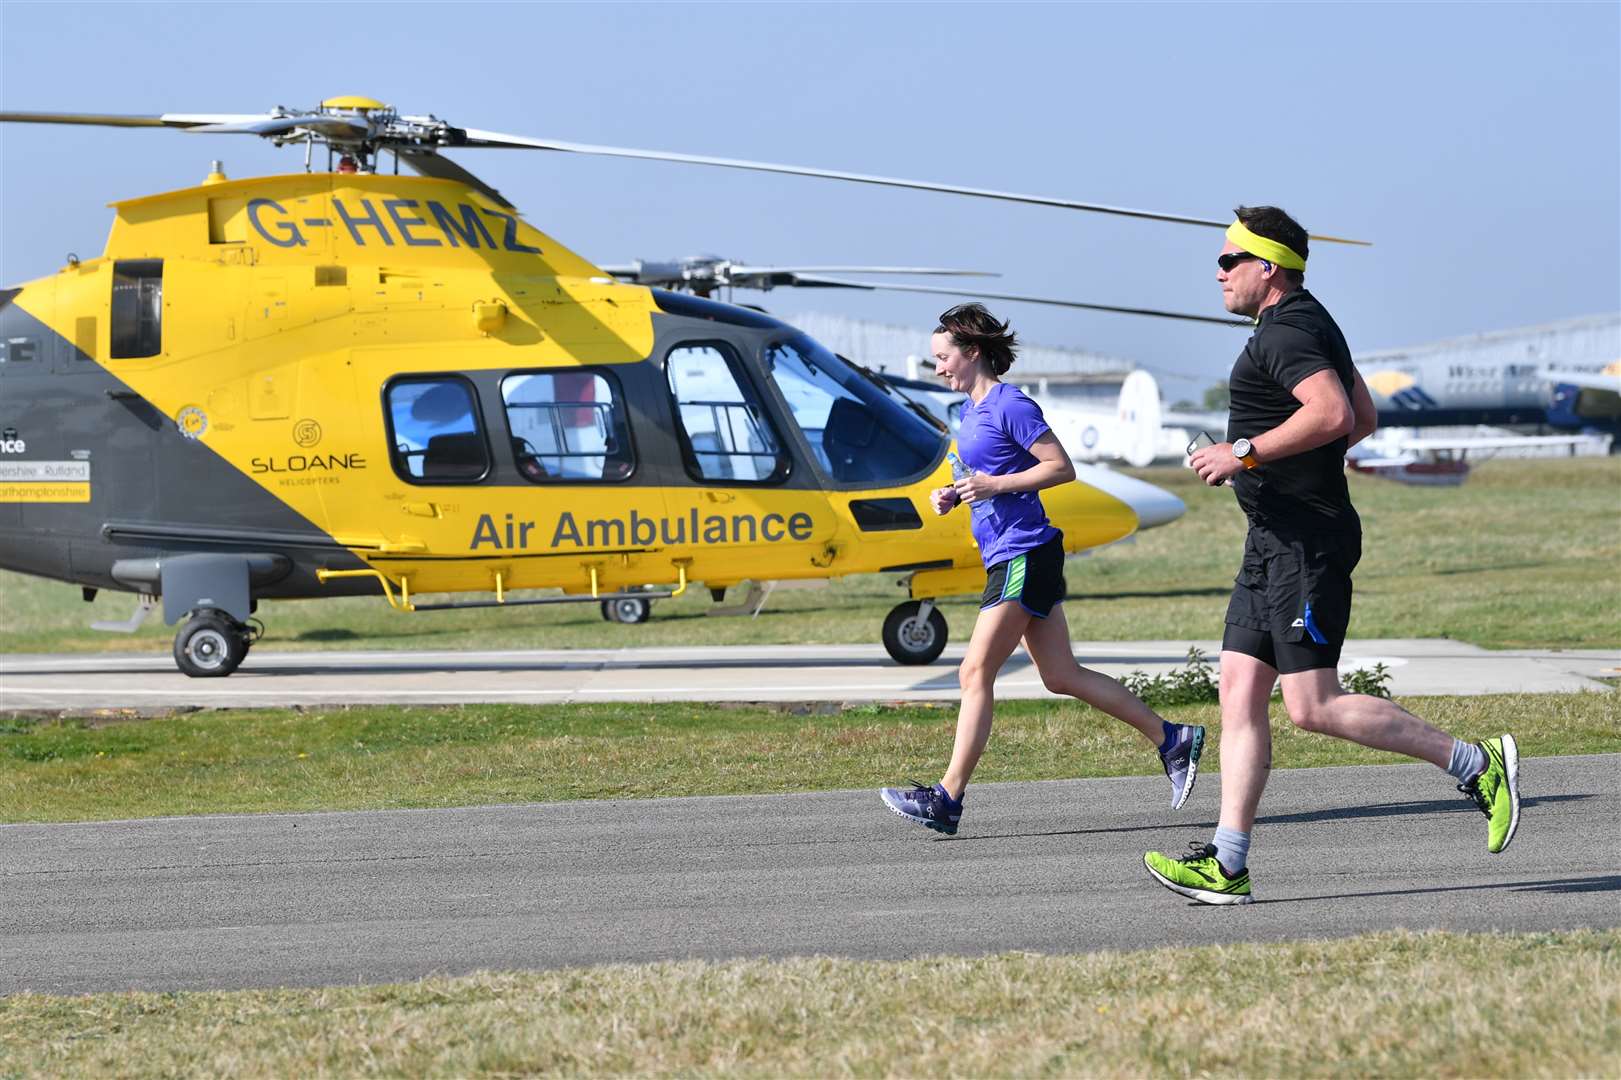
left=1116, top=370, right=1162, bottom=467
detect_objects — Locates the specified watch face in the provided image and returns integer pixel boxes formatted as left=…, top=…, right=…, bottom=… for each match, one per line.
left=1233, top=438, right=1252, bottom=457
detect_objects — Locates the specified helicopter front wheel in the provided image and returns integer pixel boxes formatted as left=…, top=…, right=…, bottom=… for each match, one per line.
left=882, top=600, right=948, bottom=665
left=601, top=595, right=652, bottom=624
left=173, top=608, right=250, bottom=678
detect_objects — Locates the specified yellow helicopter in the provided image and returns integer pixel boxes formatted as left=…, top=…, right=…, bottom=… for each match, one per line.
left=0, top=96, right=1359, bottom=676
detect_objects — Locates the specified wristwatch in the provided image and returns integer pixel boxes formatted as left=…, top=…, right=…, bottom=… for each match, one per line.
left=1232, top=438, right=1259, bottom=469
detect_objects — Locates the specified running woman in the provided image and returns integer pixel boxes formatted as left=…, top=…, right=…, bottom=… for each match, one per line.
left=880, top=304, right=1204, bottom=835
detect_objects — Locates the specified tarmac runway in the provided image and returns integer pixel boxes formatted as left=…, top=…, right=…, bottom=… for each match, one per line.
left=4, top=755, right=1616, bottom=995
left=2, top=639, right=1616, bottom=710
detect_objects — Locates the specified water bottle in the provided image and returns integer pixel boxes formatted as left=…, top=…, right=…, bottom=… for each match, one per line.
left=946, top=452, right=989, bottom=516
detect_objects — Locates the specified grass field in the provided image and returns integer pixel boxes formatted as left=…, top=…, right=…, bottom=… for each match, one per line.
left=4, top=692, right=1615, bottom=823
left=4, top=929, right=1616, bottom=1078
left=4, top=458, right=1615, bottom=1076
left=1, top=458, right=1617, bottom=655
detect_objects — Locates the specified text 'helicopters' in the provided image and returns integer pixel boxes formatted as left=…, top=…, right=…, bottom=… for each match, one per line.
left=0, top=97, right=1368, bottom=676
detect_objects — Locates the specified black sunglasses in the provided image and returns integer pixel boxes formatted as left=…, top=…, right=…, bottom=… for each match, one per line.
left=1217, top=252, right=1266, bottom=272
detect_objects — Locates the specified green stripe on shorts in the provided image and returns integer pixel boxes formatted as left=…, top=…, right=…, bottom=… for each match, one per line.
left=1001, top=553, right=1026, bottom=602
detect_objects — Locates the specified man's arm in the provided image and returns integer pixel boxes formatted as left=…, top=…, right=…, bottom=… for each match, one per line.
left=1190, top=369, right=1354, bottom=486
left=1249, top=368, right=1356, bottom=464
left=1346, top=368, right=1378, bottom=449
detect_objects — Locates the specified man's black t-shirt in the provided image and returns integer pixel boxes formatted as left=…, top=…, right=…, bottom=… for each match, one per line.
left=1227, top=289, right=1360, bottom=533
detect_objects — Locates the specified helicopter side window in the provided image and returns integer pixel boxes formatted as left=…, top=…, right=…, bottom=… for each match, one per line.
left=110, top=259, right=163, bottom=359
left=384, top=376, right=490, bottom=483
left=500, top=369, right=634, bottom=483
left=764, top=332, right=943, bottom=484
left=665, top=343, right=787, bottom=483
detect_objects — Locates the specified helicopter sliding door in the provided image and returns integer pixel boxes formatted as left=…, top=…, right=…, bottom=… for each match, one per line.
left=657, top=340, right=833, bottom=587
left=665, top=343, right=787, bottom=485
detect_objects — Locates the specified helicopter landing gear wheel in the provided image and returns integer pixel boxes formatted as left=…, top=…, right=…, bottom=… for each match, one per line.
left=882, top=600, right=948, bottom=665
left=601, top=595, right=652, bottom=624
left=173, top=608, right=249, bottom=678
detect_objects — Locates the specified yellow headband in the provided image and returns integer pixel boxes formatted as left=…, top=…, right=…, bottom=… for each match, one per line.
left=1226, top=221, right=1306, bottom=271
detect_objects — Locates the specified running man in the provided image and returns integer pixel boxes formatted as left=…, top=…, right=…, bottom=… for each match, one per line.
left=1143, top=206, right=1520, bottom=905
left=881, top=304, right=1204, bottom=836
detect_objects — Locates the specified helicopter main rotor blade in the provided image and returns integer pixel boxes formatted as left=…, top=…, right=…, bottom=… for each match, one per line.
left=599, top=261, right=998, bottom=290
left=185, top=115, right=370, bottom=139
left=725, top=265, right=998, bottom=278
left=0, top=110, right=373, bottom=140
left=0, top=110, right=274, bottom=129
left=0, top=110, right=1367, bottom=246
left=787, top=275, right=1251, bottom=326
left=394, top=148, right=516, bottom=208
left=454, top=127, right=1369, bottom=246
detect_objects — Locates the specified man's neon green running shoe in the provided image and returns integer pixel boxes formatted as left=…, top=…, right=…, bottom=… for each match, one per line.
left=1143, top=842, right=1253, bottom=905
left=1458, top=733, right=1521, bottom=854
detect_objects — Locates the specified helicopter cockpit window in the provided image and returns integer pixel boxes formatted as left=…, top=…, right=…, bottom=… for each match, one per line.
left=385, top=377, right=490, bottom=483
left=500, top=370, right=634, bottom=483
left=110, top=260, right=163, bottom=359
left=765, top=332, right=944, bottom=484
left=665, top=343, right=787, bottom=483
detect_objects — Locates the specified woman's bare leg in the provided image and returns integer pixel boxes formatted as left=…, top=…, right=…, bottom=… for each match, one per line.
left=939, top=601, right=1033, bottom=799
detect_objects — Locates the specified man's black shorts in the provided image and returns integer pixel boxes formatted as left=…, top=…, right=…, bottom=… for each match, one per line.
left=981, top=534, right=1067, bottom=618
left=1223, top=525, right=1362, bottom=673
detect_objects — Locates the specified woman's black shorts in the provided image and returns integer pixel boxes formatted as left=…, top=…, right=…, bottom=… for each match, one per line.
left=1223, top=524, right=1362, bottom=673
left=981, top=534, right=1067, bottom=618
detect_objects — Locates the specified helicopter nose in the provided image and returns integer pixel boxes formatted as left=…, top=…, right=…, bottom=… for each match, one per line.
left=1071, top=463, right=1187, bottom=530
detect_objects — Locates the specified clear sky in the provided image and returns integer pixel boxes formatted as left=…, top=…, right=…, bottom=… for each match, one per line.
left=2, top=2, right=1616, bottom=394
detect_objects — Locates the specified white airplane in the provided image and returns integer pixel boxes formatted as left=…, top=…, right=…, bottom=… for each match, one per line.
left=1357, top=315, right=1619, bottom=432
left=1041, top=370, right=1163, bottom=469
left=1345, top=430, right=1612, bottom=486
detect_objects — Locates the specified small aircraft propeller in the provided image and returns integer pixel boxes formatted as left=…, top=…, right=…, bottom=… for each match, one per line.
left=0, top=99, right=1369, bottom=245
left=608, top=255, right=1249, bottom=326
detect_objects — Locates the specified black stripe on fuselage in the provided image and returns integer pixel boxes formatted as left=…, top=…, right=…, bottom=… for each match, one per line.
left=0, top=295, right=373, bottom=598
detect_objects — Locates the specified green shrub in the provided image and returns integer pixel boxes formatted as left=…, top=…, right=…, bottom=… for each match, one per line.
left=1120, top=647, right=1220, bottom=707
left=1341, top=662, right=1394, bottom=698
left=1122, top=650, right=1394, bottom=707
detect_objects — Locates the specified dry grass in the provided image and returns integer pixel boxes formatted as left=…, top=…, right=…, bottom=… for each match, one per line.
left=3, top=929, right=1614, bottom=1078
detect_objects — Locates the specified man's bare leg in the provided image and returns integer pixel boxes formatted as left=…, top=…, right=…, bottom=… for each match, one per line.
left=1217, top=650, right=1279, bottom=834
left=1279, top=668, right=1452, bottom=767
